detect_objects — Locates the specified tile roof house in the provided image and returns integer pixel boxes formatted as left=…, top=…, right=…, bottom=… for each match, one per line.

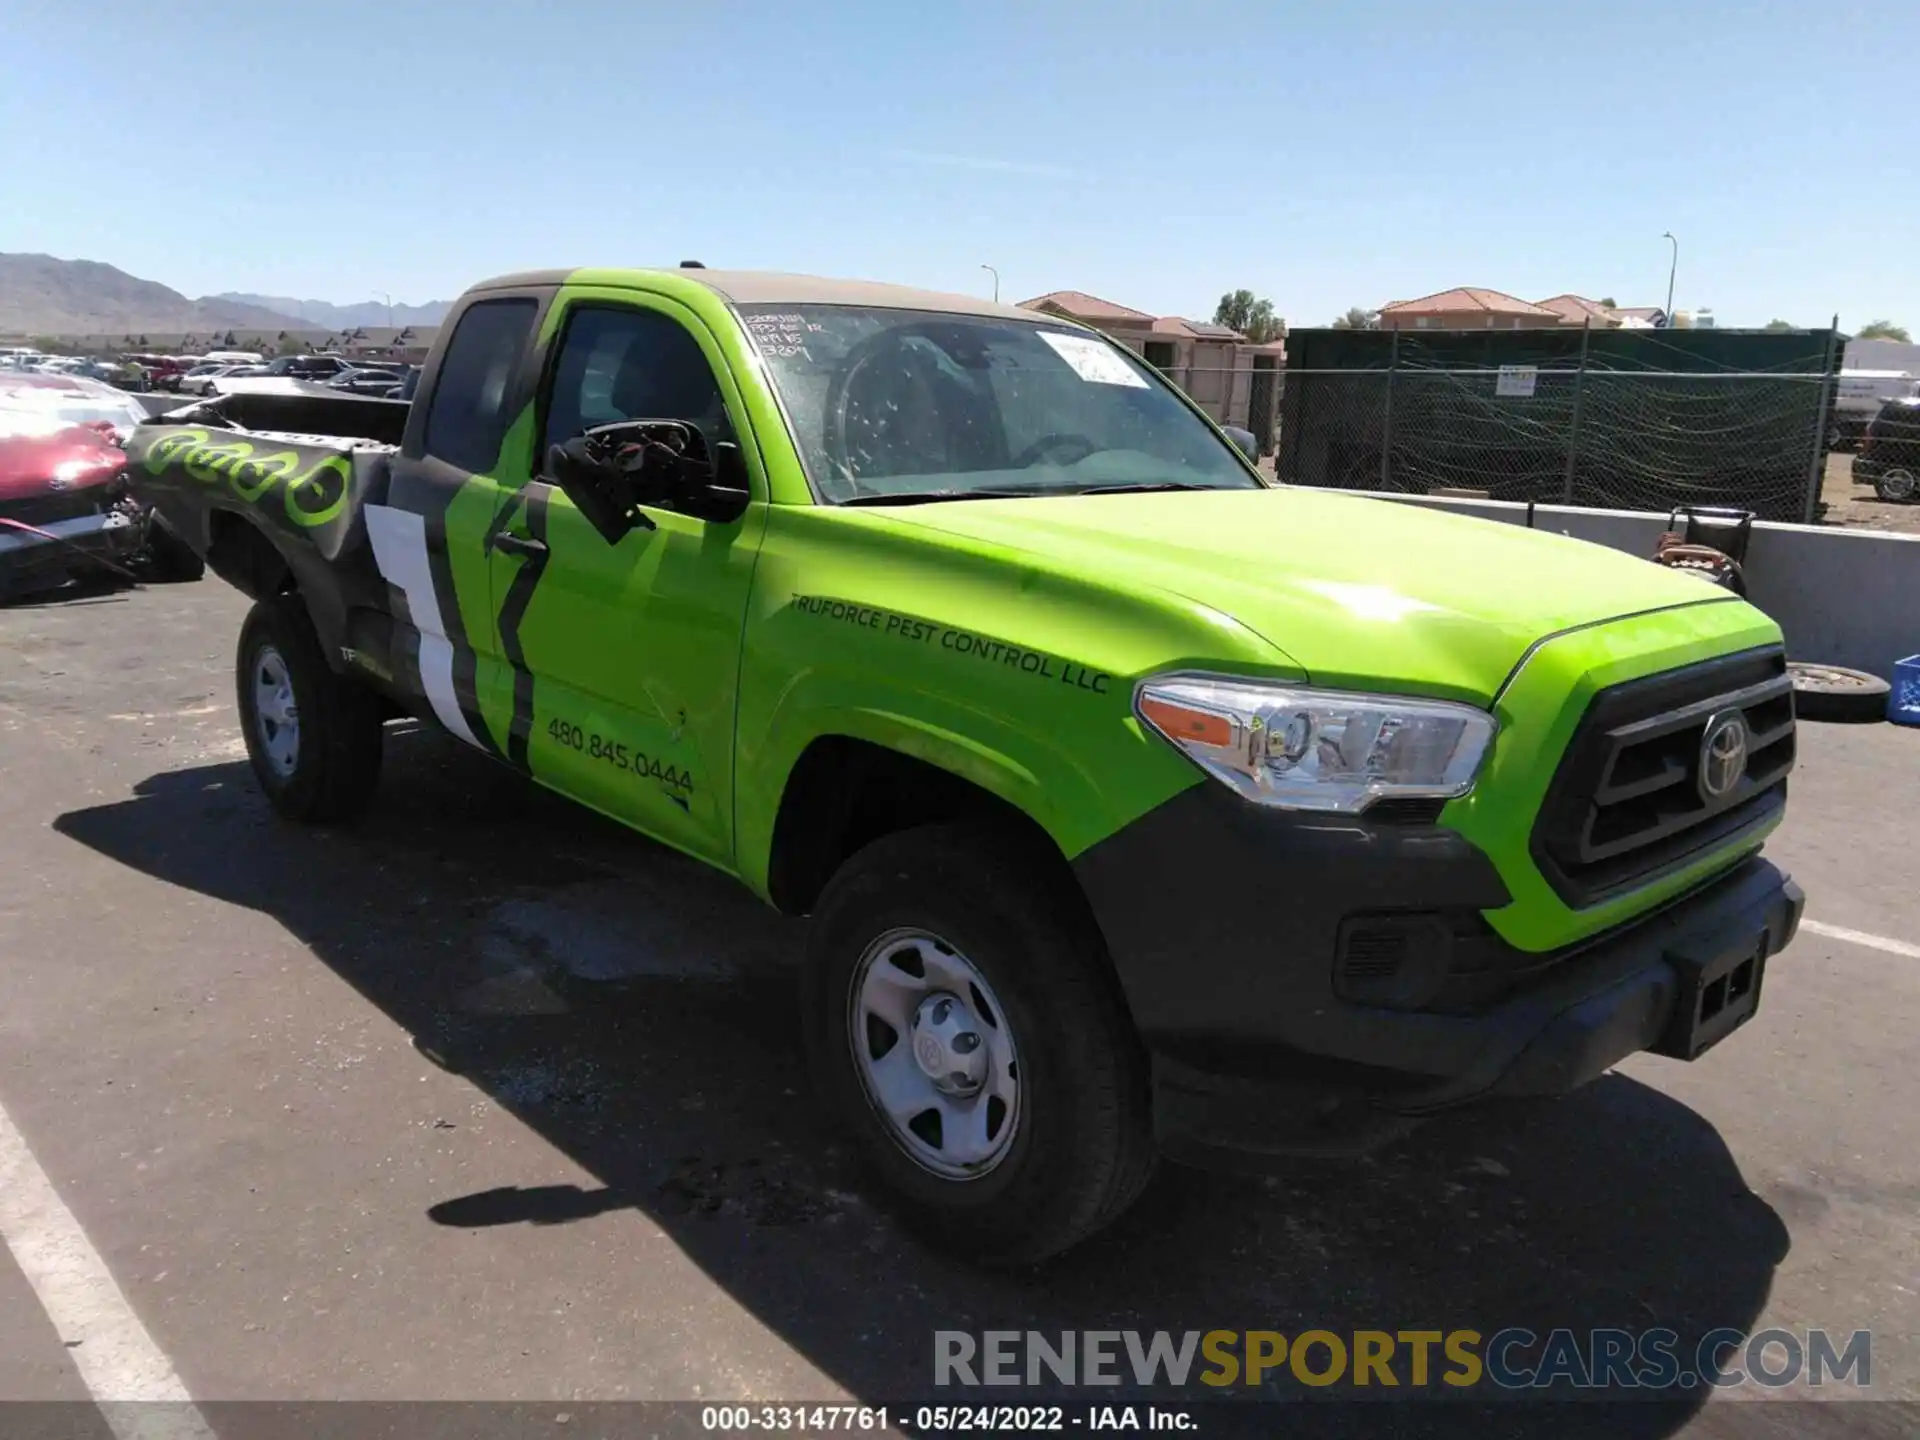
left=1017, top=290, right=1286, bottom=446
left=1377, top=288, right=1565, bottom=331
left=1536, top=294, right=1623, bottom=329
left=1019, top=291, right=1157, bottom=328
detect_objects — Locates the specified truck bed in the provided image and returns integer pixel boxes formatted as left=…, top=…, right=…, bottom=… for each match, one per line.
left=128, top=391, right=410, bottom=568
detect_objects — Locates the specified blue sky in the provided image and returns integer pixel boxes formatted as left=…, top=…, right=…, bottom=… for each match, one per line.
left=4, top=0, right=1913, bottom=330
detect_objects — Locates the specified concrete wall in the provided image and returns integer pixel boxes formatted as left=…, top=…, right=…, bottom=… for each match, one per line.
left=1341, top=490, right=1920, bottom=679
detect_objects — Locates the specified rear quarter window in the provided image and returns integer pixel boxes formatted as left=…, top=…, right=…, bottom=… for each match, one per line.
left=422, top=298, right=537, bottom=472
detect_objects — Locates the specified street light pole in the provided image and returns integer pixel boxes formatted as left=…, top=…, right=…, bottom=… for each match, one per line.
left=1662, top=232, right=1678, bottom=326
left=980, top=264, right=999, bottom=303
left=384, top=292, right=393, bottom=329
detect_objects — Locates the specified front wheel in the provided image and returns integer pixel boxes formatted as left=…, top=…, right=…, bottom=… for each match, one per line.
left=804, top=824, right=1156, bottom=1264
left=236, top=594, right=385, bottom=821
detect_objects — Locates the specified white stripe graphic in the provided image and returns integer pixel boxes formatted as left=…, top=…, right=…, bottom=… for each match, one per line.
left=1799, top=918, right=1920, bottom=960
left=0, top=1100, right=215, bottom=1440
left=364, top=503, right=483, bottom=749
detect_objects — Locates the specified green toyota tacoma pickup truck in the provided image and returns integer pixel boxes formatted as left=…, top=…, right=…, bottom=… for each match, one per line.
left=130, top=266, right=1803, bottom=1262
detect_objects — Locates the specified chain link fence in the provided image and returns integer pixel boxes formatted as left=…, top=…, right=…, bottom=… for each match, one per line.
left=1268, top=327, right=1843, bottom=524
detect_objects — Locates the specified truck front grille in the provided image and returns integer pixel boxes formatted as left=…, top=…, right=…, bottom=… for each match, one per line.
left=1531, top=646, right=1795, bottom=907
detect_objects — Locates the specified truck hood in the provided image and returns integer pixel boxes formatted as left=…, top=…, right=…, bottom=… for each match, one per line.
left=870, top=487, right=1738, bottom=703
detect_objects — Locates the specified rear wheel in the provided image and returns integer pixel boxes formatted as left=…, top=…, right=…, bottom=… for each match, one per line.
left=804, top=824, right=1155, bottom=1264
left=236, top=594, right=384, bottom=820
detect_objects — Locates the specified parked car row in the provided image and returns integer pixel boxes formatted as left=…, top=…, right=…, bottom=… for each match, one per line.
left=1, top=350, right=150, bottom=388
left=2, top=346, right=421, bottom=399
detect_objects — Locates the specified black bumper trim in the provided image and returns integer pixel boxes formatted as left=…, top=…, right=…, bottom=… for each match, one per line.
left=1072, top=781, right=1515, bottom=1072
left=1146, top=855, right=1801, bottom=1167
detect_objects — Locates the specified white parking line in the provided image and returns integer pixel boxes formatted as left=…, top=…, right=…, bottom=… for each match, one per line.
left=0, top=1099, right=214, bottom=1440
left=1800, top=918, right=1920, bottom=960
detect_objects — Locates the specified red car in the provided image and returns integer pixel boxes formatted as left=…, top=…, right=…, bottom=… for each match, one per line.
left=0, top=374, right=199, bottom=599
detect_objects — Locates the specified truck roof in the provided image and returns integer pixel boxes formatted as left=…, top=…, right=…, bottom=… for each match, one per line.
left=465, top=267, right=1047, bottom=324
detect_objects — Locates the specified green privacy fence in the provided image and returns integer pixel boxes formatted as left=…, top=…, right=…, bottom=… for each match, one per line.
left=1276, top=325, right=1844, bottom=523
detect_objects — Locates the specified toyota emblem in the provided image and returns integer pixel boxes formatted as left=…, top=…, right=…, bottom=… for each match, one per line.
left=1698, top=710, right=1749, bottom=802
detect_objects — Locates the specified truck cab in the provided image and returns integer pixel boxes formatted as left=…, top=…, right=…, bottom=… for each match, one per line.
left=129, top=266, right=1803, bottom=1262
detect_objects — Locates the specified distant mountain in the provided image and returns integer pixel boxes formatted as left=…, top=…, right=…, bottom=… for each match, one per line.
left=0, top=254, right=312, bottom=336
left=213, top=293, right=452, bottom=329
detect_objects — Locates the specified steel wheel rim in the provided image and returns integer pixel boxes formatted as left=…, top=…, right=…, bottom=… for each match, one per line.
left=1881, top=468, right=1917, bottom=501
left=251, top=645, right=300, bottom=777
left=848, top=928, right=1021, bottom=1180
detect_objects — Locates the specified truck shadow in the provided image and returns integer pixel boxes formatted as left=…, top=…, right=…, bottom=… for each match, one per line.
left=55, top=731, right=1788, bottom=1436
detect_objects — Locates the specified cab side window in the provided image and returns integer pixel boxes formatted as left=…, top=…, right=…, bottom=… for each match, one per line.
left=422, top=297, right=537, bottom=473
left=541, top=305, right=734, bottom=466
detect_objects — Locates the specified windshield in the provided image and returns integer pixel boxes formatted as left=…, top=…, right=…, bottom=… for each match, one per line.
left=740, top=305, right=1260, bottom=504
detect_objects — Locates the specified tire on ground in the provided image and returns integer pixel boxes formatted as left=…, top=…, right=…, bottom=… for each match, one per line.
left=235, top=593, right=384, bottom=820
left=1872, top=467, right=1917, bottom=504
left=1788, top=661, right=1889, bottom=724
left=803, top=822, right=1156, bottom=1265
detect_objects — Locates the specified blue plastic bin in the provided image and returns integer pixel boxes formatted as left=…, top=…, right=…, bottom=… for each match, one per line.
left=1890, top=656, right=1920, bottom=726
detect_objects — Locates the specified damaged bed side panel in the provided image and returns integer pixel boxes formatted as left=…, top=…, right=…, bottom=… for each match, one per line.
left=124, top=417, right=404, bottom=683
left=126, top=423, right=391, bottom=564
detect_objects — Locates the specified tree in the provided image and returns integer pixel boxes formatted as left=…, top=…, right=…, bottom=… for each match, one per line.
left=1212, top=288, right=1282, bottom=343
left=1331, top=306, right=1378, bottom=330
left=1599, top=296, right=1618, bottom=309
left=1857, top=319, right=1911, bottom=342
left=1763, top=318, right=1795, bottom=332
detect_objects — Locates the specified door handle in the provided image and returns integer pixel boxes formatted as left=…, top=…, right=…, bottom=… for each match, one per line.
left=490, top=531, right=547, bottom=559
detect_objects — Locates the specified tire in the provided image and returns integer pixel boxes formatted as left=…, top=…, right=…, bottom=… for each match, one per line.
left=803, top=824, right=1155, bottom=1265
left=1788, top=661, right=1889, bottom=724
left=1873, top=466, right=1918, bottom=503
left=142, top=511, right=205, bottom=582
left=235, top=594, right=385, bottom=820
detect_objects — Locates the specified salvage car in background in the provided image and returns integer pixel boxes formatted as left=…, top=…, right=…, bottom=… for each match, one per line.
left=1855, top=396, right=1920, bottom=503
left=175, top=363, right=241, bottom=396
left=327, top=366, right=410, bottom=396
left=0, top=374, right=201, bottom=599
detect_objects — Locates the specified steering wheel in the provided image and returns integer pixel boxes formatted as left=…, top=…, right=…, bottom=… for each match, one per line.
left=1011, top=432, right=1098, bottom=469
left=823, top=327, right=931, bottom=498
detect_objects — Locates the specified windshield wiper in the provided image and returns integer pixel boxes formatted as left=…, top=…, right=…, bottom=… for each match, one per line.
left=838, top=487, right=1053, bottom=507
left=1066, top=481, right=1219, bottom=496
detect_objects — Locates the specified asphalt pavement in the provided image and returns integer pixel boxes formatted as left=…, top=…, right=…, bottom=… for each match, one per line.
left=0, top=576, right=1914, bottom=1439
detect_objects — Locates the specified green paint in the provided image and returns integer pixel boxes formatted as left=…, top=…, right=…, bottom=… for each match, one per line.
left=430, top=267, right=1791, bottom=954
left=135, top=265, right=1801, bottom=964
left=135, top=428, right=349, bottom=528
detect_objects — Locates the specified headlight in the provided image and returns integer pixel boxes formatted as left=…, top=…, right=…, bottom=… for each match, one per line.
left=1135, top=675, right=1495, bottom=813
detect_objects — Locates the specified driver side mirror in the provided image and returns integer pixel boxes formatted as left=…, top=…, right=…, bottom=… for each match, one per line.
left=1223, top=425, right=1260, bottom=465
left=543, top=420, right=751, bottom=544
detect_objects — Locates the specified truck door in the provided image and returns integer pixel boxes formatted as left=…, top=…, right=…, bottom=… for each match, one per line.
left=479, top=289, right=769, bottom=867
left=366, top=291, right=545, bottom=762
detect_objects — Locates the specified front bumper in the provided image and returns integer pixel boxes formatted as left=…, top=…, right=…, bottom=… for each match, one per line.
left=0, top=509, right=141, bottom=595
left=1072, top=784, right=1802, bottom=1166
